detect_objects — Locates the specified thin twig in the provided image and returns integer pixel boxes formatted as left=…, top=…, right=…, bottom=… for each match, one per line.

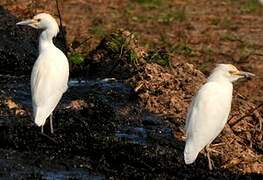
left=229, top=103, right=263, bottom=128
left=55, top=0, right=68, bottom=52
left=40, top=132, right=58, bottom=144
left=77, top=36, right=93, bottom=49
left=55, top=0, right=63, bottom=30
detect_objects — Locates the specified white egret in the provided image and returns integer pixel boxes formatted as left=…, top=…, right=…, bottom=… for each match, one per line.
left=184, top=64, right=254, bottom=170
left=16, top=13, right=69, bottom=134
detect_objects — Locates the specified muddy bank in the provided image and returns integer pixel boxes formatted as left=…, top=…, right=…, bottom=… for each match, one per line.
left=0, top=65, right=262, bottom=178
left=1, top=76, right=262, bottom=179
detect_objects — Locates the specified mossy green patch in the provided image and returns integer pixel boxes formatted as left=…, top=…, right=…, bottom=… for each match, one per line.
left=145, top=49, right=171, bottom=67
left=158, top=8, right=187, bottom=24
left=69, top=53, right=85, bottom=65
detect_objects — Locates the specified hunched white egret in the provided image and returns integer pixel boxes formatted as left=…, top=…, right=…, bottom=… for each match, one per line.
left=17, top=13, right=69, bottom=134
left=184, top=64, right=254, bottom=170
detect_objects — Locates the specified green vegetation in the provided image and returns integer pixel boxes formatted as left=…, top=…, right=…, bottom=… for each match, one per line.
left=202, top=46, right=215, bottom=55
left=106, top=31, right=139, bottom=65
left=222, top=33, right=241, bottom=41
left=239, top=43, right=256, bottom=61
left=198, top=61, right=214, bottom=74
left=158, top=8, right=187, bottom=24
left=131, top=15, right=149, bottom=22
left=210, top=17, right=238, bottom=30
left=145, top=49, right=171, bottom=67
left=220, top=17, right=238, bottom=30
left=211, top=18, right=220, bottom=26
left=68, top=53, right=85, bottom=65
left=171, top=43, right=194, bottom=56
left=89, top=25, right=107, bottom=38
left=107, top=33, right=127, bottom=53
left=134, top=0, right=163, bottom=8
left=241, top=0, right=261, bottom=13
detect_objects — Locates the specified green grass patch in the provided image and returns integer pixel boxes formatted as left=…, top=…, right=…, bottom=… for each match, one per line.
left=145, top=49, right=171, bottom=67
left=171, top=43, right=194, bottom=56
left=241, top=0, right=261, bottom=13
left=133, top=0, right=163, bottom=8
left=69, top=53, right=85, bottom=65
left=222, top=33, right=241, bottom=41
left=131, top=15, right=153, bottom=22
left=202, top=46, right=215, bottom=55
left=220, top=18, right=238, bottom=30
left=239, top=43, right=256, bottom=60
left=158, top=8, right=187, bottom=24
left=211, top=18, right=220, bottom=26
left=198, top=58, right=215, bottom=75
left=105, top=31, right=139, bottom=65
left=89, top=26, right=107, bottom=38
left=211, top=17, right=238, bottom=30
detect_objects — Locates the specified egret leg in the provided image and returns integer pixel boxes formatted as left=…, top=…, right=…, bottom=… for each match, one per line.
left=205, top=145, right=214, bottom=170
left=41, top=126, right=44, bottom=134
left=50, top=113, right=54, bottom=134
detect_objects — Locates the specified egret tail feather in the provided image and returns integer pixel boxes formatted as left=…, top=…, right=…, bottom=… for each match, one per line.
left=184, top=142, right=200, bottom=164
left=34, top=108, right=49, bottom=127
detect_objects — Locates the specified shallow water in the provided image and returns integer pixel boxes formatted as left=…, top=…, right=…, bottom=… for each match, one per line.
left=1, top=77, right=133, bottom=108
left=116, top=127, right=147, bottom=144
left=68, top=78, right=134, bottom=95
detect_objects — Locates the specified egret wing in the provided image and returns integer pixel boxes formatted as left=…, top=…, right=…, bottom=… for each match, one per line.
left=31, top=51, right=69, bottom=108
left=185, top=82, right=232, bottom=150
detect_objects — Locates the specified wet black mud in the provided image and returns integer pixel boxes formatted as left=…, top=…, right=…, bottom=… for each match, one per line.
left=0, top=76, right=261, bottom=179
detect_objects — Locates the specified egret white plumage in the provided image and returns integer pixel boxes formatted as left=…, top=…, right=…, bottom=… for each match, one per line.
left=184, top=64, right=254, bottom=170
left=16, top=13, right=69, bottom=133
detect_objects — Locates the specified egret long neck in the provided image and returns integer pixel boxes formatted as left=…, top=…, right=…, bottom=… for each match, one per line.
left=208, top=71, right=227, bottom=82
left=208, top=72, right=233, bottom=92
left=39, top=29, right=56, bottom=52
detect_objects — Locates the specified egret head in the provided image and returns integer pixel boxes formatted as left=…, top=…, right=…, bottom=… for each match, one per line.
left=209, top=64, right=255, bottom=82
left=16, top=13, right=59, bottom=36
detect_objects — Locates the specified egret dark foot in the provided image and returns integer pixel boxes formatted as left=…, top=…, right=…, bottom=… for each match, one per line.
left=50, top=113, right=54, bottom=134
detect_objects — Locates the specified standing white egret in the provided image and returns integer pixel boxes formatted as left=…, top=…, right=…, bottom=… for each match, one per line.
left=184, top=64, right=254, bottom=170
left=16, top=13, right=69, bottom=134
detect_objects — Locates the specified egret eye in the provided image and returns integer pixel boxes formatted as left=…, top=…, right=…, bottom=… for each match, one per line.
left=36, top=19, right=41, bottom=22
left=228, top=70, right=235, bottom=75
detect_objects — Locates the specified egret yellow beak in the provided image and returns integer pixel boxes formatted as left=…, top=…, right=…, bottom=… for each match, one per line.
left=230, top=70, right=255, bottom=78
left=16, top=19, right=38, bottom=28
